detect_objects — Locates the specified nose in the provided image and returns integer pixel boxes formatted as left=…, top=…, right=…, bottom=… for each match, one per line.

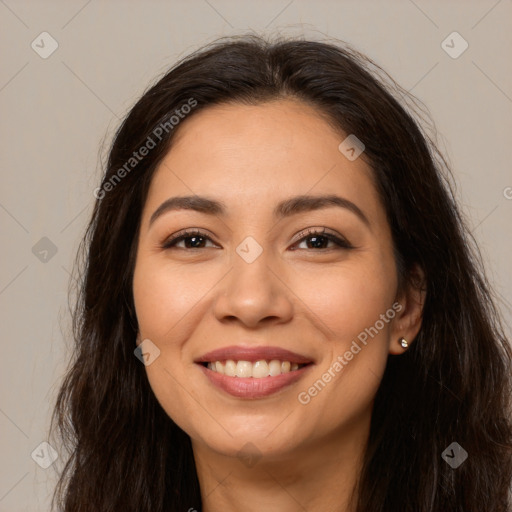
left=212, top=249, right=294, bottom=329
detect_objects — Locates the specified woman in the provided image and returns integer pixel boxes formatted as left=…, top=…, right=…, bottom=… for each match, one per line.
left=51, top=34, right=512, bottom=511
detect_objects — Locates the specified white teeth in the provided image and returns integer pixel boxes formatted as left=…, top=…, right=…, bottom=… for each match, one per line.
left=269, top=360, right=281, bottom=376
left=224, top=360, right=236, bottom=377
left=206, top=359, right=306, bottom=378
left=236, top=361, right=252, bottom=378
left=252, top=360, right=270, bottom=378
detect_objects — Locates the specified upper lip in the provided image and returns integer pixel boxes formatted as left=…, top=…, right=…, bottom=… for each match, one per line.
left=195, top=345, right=314, bottom=364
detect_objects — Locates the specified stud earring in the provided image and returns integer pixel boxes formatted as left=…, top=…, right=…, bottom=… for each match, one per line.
left=399, top=337, right=409, bottom=349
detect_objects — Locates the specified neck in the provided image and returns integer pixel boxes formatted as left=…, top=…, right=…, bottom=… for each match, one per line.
left=192, top=420, right=369, bottom=512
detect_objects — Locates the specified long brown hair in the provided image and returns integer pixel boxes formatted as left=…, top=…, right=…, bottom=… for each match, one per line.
left=51, top=34, right=512, bottom=511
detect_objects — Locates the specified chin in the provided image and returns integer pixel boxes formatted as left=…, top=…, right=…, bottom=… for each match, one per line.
left=188, top=414, right=304, bottom=457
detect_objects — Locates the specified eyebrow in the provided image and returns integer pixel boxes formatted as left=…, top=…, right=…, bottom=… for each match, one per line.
left=149, top=194, right=371, bottom=228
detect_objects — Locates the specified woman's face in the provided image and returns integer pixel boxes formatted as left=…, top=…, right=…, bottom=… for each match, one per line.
left=132, top=98, right=419, bottom=460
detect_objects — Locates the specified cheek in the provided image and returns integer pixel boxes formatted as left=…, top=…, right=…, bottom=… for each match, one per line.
left=132, top=256, right=215, bottom=437
left=132, top=256, right=218, bottom=340
left=290, top=255, right=397, bottom=425
left=290, top=256, right=397, bottom=344
left=292, top=254, right=396, bottom=382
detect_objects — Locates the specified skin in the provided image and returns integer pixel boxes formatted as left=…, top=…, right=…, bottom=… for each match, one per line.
left=132, top=98, right=425, bottom=512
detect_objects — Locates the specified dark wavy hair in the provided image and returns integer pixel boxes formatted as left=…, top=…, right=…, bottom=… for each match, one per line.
left=50, top=34, right=512, bottom=511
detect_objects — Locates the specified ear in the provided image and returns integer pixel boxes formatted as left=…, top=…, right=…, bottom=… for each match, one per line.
left=388, top=263, right=426, bottom=355
left=135, top=332, right=142, bottom=347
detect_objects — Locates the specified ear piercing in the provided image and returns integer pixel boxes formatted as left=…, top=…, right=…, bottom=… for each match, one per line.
left=399, top=337, right=409, bottom=349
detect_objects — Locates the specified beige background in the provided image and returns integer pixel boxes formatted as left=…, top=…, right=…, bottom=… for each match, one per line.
left=1, top=1, right=511, bottom=510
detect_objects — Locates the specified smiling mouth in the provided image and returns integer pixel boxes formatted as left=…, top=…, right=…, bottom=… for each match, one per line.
left=200, top=359, right=310, bottom=378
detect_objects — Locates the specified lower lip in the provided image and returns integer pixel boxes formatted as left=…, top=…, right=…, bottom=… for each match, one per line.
left=197, top=364, right=312, bottom=399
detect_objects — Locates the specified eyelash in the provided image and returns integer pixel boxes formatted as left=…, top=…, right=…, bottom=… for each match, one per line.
left=161, top=227, right=353, bottom=251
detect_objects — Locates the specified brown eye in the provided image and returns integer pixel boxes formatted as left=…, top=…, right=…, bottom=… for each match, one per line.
left=292, top=228, right=353, bottom=251
left=162, top=230, right=217, bottom=250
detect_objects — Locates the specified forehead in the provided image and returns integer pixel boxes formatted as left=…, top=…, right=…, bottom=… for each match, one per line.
left=143, top=99, right=385, bottom=228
